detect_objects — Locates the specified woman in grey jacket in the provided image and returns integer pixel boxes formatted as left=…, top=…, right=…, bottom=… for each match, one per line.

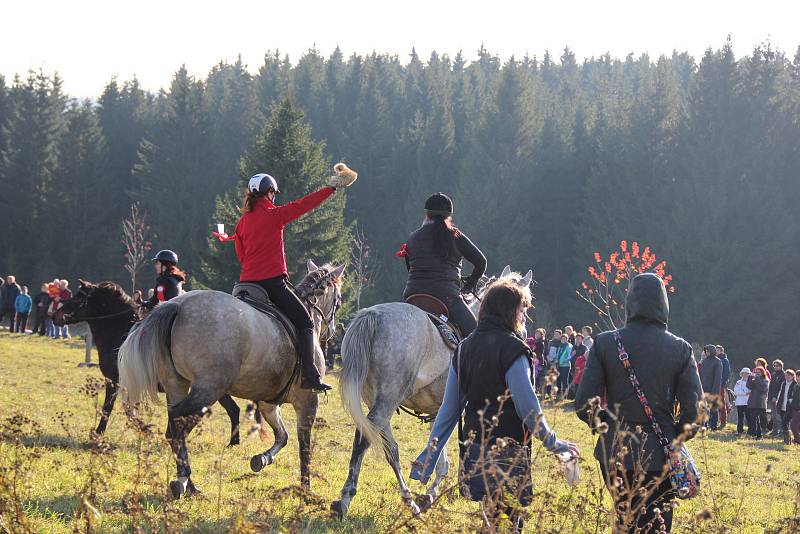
left=746, top=367, right=769, bottom=439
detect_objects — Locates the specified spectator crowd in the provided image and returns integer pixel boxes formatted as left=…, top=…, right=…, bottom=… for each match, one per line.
left=0, top=274, right=74, bottom=339
left=526, top=323, right=800, bottom=446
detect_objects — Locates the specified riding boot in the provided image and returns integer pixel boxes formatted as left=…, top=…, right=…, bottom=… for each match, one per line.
left=298, top=327, right=332, bottom=392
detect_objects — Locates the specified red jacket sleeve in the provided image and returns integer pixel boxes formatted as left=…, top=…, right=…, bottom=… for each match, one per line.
left=275, top=187, right=335, bottom=226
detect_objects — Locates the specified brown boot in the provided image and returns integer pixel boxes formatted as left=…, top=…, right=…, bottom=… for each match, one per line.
left=298, top=328, right=332, bottom=392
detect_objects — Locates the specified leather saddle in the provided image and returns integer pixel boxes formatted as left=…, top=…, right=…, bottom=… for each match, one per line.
left=405, top=294, right=461, bottom=349
left=232, top=283, right=298, bottom=347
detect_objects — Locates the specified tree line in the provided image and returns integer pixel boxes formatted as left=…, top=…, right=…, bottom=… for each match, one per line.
left=1, top=39, right=798, bottom=368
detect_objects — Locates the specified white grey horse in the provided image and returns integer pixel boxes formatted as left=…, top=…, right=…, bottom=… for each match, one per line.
left=332, top=266, right=532, bottom=519
left=118, top=261, right=345, bottom=499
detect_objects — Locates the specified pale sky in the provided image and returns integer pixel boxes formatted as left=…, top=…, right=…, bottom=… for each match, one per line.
left=2, top=0, right=799, bottom=98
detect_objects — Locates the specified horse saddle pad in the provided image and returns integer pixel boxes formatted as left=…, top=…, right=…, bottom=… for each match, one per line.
left=232, top=283, right=298, bottom=346
left=405, top=294, right=461, bottom=349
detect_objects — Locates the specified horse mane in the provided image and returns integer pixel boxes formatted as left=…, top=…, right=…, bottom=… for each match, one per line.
left=93, top=281, right=137, bottom=308
left=295, top=263, right=343, bottom=299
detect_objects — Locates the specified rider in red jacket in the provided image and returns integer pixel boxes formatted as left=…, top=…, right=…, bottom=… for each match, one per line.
left=234, top=173, right=335, bottom=392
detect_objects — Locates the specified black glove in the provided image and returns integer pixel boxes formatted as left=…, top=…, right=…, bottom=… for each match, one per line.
left=461, top=277, right=478, bottom=296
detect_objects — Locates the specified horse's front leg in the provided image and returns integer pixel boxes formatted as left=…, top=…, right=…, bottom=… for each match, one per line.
left=293, top=392, right=319, bottom=490
left=249, top=402, right=289, bottom=472
left=95, top=378, right=118, bottom=436
left=425, top=444, right=450, bottom=505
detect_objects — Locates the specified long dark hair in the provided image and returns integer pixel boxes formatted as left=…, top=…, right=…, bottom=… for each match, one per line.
left=241, top=190, right=263, bottom=214
left=429, top=213, right=461, bottom=260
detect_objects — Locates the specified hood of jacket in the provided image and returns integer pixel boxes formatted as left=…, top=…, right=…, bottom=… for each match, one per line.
left=625, top=273, right=669, bottom=326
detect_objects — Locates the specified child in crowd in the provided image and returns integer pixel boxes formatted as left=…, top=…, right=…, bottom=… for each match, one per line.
left=13, top=286, right=32, bottom=333
left=733, top=368, right=751, bottom=435
left=569, top=339, right=588, bottom=400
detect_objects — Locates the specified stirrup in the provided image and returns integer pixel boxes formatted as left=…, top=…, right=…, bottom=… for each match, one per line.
left=301, top=376, right=332, bottom=392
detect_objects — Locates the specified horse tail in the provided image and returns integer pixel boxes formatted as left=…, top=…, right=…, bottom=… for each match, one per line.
left=118, top=301, right=180, bottom=406
left=339, top=308, right=386, bottom=452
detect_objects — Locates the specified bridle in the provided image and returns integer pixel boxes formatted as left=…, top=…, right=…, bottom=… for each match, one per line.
left=60, top=286, right=137, bottom=324
left=297, top=269, right=342, bottom=345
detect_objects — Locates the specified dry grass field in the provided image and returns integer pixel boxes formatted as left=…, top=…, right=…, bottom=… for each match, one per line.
left=1, top=331, right=798, bottom=532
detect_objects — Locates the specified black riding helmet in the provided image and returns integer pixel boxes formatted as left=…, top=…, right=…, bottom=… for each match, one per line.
left=424, top=192, right=453, bottom=216
left=152, top=249, right=179, bottom=265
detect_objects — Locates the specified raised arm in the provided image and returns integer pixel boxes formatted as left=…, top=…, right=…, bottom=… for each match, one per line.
left=276, top=187, right=335, bottom=226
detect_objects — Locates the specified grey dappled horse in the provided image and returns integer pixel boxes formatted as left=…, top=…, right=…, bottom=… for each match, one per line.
left=118, top=261, right=344, bottom=499
left=333, top=266, right=532, bottom=519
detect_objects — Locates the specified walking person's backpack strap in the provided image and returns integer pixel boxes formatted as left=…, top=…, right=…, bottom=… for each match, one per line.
left=612, top=331, right=701, bottom=499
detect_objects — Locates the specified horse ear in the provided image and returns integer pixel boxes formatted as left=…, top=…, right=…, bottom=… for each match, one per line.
left=501, top=265, right=511, bottom=278
left=330, top=263, right=346, bottom=279
left=307, top=260, right=319, bottom=273
left=78, top=278, right=93, bottom=288
left=521, top=270, right=533, bottom=287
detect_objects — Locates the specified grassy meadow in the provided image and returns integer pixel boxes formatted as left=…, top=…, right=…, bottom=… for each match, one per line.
left=0, top=331, right=798, bottom=533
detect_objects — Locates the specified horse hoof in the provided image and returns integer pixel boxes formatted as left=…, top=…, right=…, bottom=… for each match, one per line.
left=415, top=493, right=434, bottom=512
left=227, top=436, right=240, bottom=448
left=330, top=500, right=347, bottom=520
left=250, top=453, right=272, bottom=472
left=169, top=480, right=186, bottom=500
left=186, top=479, right=203, bottom=497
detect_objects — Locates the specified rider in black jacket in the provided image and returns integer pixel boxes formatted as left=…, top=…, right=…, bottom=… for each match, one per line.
left=401, top=193, right=486, bottom=337
left=144, top=250, right=186, bottom=311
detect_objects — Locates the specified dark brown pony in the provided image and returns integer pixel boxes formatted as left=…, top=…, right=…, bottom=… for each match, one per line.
left=53, top=279, right=242, bottom=444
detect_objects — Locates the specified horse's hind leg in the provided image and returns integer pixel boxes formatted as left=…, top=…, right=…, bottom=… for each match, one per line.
left=331, top=428, right=370, bottom=520
left=166, top=383, right=224, bottom=499
left=382, top=424, right=421, bottom=516
left=217, top=394, right=240, bottom=446
left=424, top=446, right=450, bottom=507
left=95, top=379, right=118, bottom=436
left=293, top=391, right=319, bottom=490
left=249, top=402, right=288, bottom=473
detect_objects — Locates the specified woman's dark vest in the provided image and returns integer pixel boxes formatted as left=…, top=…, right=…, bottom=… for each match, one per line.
left=456, top=317, right=533, bottom=445
left=403, top=224, right=463, bottom=298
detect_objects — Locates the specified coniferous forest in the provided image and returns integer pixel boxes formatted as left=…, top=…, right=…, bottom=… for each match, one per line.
left=1, top=41, right=799, bottom=368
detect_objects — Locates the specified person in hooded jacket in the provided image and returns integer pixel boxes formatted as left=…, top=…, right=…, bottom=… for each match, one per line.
left=143, top=250, right=186, bottom=311
left=400, top=193, right=486, bottom=337
left=699, top=344, right=722, bottom=430
left=575, top=273, right=703, bottom=534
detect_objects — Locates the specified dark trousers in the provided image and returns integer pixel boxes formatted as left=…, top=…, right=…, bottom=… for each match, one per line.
left=0, top=309, right=14, bottom=330
left=14, top=312, right=29, bottom=333
left=251, top=276, right=313, bottom=330
left=558, top=366, right=571, bottom=397
left=600, top=464, right=674, bottom=533
left=748, top=408, right=767, bottom=438
left=440, top=294, right=476, bottom=337
left=736, top=405, right=749, bottom=434
left=708, top=408, right=719, bottom=430
left=781, top=410, right=792, bottom=443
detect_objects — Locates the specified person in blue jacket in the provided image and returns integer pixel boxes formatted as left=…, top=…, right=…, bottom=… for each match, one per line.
left=14, top=286, right=33, bottom=333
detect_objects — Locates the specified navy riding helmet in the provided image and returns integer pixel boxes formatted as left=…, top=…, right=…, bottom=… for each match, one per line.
left=424, top=192, right=453, bottom=215
left=248, top=173, right=281, bottom=195
left=152, top=249, right=179, bottom=264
